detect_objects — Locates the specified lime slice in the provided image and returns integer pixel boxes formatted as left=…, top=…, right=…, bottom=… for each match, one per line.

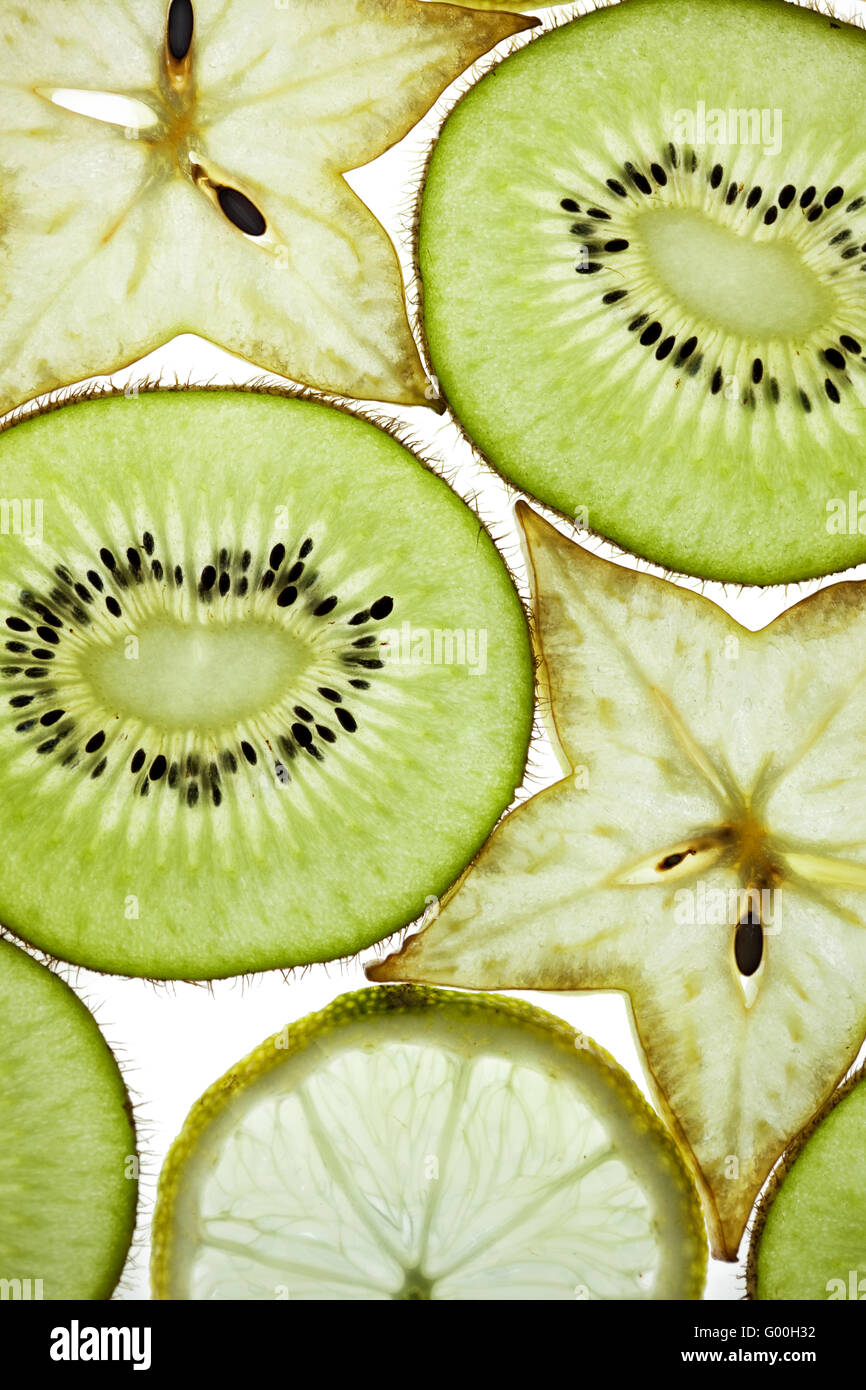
left=748, top=1067, right=866, bottom=1301
left=152, top=986, right=706, bottom=1300
left=0, top=938, right=137, bottom=1299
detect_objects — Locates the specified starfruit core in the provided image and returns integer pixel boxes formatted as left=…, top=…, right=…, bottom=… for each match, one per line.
left=0, top=0, right=530, bottom=412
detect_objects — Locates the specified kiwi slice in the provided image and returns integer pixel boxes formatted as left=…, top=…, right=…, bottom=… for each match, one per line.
left=151, top=985, right=707, bottom=1300
left=748, top=1066, right=866, bottom=1301
left=419, top=0, right=866, bottom=584
left=0, top=938, right=137, bottom=1299
left=0, top=390, right=532, bottom=979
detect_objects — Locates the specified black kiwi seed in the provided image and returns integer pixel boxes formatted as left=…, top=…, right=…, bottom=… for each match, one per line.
left=370, top=596, right=393, bottom=620
left=800, top=390, right=812, bottom=413
left=199, top=565, right=216, bottom=593
left=628, top=314, right=649, bottom=332
left=746, top=187, right=762, bottom=210
left=778, top=184, right=796, bottom=208
left=560, top=197, right=580, bottom=212
left=260, top=570, right=275, bottom=590
left=241, top=741, right=257, bottom=766
left=277, top=585, right=297, bottom=607
left=650, top=163, right=667, bottom=186
left=587, top=207, right=611, bottom=220
left=825, top=379, right=841, bottom=404
left=352, top=635, right=377, bottom=648
left=807, top=206, right=823, bottom=223
left=6, top=618, right=30, bottom=632
left=91, top=758, right=107, bottom=779
left=106, top=597, right=122, bottom=618
left=655, top=337, right=675, bottom=361
left=764, top=207, right=778, bottom=226
left=40, top=709, right=64, bottom=726
left=299, top=538, right=314, bottom=558
left=607, top=178, right=628, bottom=198
left=752, top=358, right=764, bottom=385
left=640, top=322, right=662, bottom=346
left=336, top=708, right=357, bottom=733
left=6, top=642, right=26, bottom=653
left=292, top=722, right=313, bottom=748
left=824, top=347, right=846, bottom=370
left=603, top=289, right=628, bottom=304
left=130, top=749, right=146, bottom=774
left=314, top=596, right=338, bottom=616
left=85, top=732, right=105, bottom=754
left=318, top=687, right=342, bottom=703
left=624, top=162, right=651, bottom=196
left=87, top=571, right=104, bottom=591
left=99, top=548, right=117, bottom=571
left=825, top=186, right=844, bottom=208
left=710, top=163, right=723, bottom=189
left=841, top=335, right=862, bottom=355
left=167, top=0, right=194, bottom=60
left=269, top=543, right=286, bottom=569
left=800, top=186, right=816, bottom=207
left=725, top=183, right=738, bottom=205
left=143, top=532, right=155, bottom=555
left=711, top=367, right=724, bottom=395
left=150, top=755, right=167, bottom=781
left=216, top=186, right=267, bottom=237
left=187, top=784, right=199, bottom=807
left=294, top=706, right=314, bottom=722
left=218, top=572, right=230, bottom=597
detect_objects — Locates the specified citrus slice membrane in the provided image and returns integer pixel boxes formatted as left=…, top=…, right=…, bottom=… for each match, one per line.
left=0, top=938, right=137, bottom=1300
left=152, top=985, right=706, bottom=1300
left=748, top=1067, right=866, bottom=1301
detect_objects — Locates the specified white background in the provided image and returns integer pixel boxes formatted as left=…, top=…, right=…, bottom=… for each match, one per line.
left=7, top=0, right=865, bottom=1302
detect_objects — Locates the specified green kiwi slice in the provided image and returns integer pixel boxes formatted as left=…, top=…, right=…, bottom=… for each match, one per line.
left=0, top=390, right=532, bottom=979
left=151, top=985, right=707, bottom=1300
left=747, top=1066, right=866, bottom=1301
left=0, top=937, right=137, bottom=1299
left=419, top=0, right=866, bottom=584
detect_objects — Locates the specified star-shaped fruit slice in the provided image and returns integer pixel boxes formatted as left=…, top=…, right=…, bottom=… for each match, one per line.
left=370, top=502, right=866, bottom=1260
left=0, top=0, right=528, bottom=413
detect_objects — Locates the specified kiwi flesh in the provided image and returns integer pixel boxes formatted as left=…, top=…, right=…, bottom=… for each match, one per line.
left=0, top=389, right=533, bottom=979
left=418, top=0, right=866, bottom=584
left=0, top=937, right=137, bottom=1299
left=747, top=1065, right=866, bottom=1301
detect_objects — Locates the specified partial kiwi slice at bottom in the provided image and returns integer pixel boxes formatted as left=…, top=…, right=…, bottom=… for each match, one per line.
left=419, top=0, right=866, bottom=584
left=151, top=985, right=706, bottom=1300
left=747, top=1067, right=866, bottom=1301
left=0, top=390, right=532, bottom=978
left=0, top=938, right=137, bottom=1299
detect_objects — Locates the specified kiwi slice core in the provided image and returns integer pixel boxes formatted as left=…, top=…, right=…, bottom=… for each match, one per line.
left=419, top=0, right=866, bottom=584
left=0, top=390, right=532, bottom=978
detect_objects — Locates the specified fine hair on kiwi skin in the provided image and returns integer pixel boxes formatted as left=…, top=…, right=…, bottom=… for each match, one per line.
left=743, top=1059, right=865, bottom=1300
left=409, top=0, right=866, bottom=586
left=0, top=379, right=536, bottom=981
